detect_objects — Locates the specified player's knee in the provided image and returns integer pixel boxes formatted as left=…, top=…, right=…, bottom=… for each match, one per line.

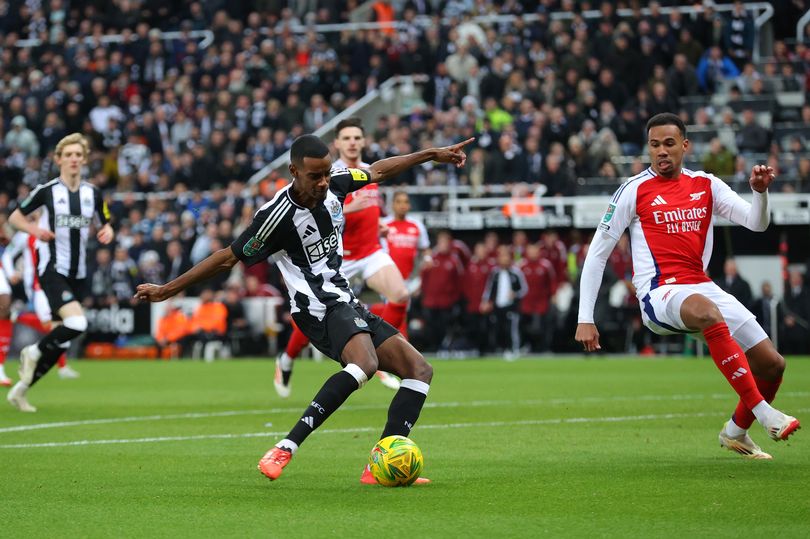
left=409, top=352, right=433, bottom=383
left=695, top=304, right=725, bottom=329
left=390, top=288, right=410, bottom=305
left=62, top=315, right=88, bottom=334
left=349, top=356, right=379, bottom=381
left=762, top=351, right=785, bottom=379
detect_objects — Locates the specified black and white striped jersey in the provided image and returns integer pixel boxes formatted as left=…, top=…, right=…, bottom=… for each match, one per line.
left=18, top=178, right=110, bottom=279
left=231, top=167, right=372, bottom=320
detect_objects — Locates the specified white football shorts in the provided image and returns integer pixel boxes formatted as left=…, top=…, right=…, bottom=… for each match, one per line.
left=341, top=249, right=397, bottom=281
left=640, top=281, right=767, bottom=352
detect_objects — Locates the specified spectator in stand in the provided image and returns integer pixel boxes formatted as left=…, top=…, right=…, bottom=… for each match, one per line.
left=519, top=243, right=557, bottom=353
left=4, top=117, right=40, bottom=160
left=666, top=54, right=700, bottom=98
left=696, top=46, right=741, bottom=93
left=89, top=249, right=116, bottom=308
left=462, top=242, right=494, bottom=356
left=751, top=281, right=778, bottom=338
left=187, top=288, right=228, bottom=358
left=714, top=258, right=753, bottom=311
left=110, top=246, right=139, bottom=303
left=419, top=231, right=464, bottom=353
left=223, top=283, right=253, bottom=357
left=736, top=109, right=771, bottom=155
left=724, top=1, right=755, bottom=70
left=155, top=300, right=190, bottom=358
left=780, top=269, right=810, bottom=355
left=481, top=245, right=528, bottom=360
left=702, top=137, right=736, bottom=177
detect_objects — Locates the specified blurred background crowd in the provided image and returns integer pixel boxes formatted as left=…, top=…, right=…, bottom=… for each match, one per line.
left=0, top=0, right=808, bottom=356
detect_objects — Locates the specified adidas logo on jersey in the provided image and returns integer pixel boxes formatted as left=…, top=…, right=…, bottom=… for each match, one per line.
left=650, top=195, right=668, bottom=206
left=302, top=224, right=317, bottom=239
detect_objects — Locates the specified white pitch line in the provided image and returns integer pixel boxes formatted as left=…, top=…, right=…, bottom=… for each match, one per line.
left=3, top=391, right=809, bottom=435
left=3, top=408, right=809, bottom=450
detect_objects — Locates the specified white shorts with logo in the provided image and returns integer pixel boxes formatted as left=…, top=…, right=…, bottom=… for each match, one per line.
left=640, top=281, right=767, bottom=352
left=342, top=249, right=397, bottom=281
left=0, top=270, right=10, bottom=296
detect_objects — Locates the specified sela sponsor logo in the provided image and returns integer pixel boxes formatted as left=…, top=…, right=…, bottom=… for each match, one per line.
left=689, top=191, right=706, bottom=201
left=55, top=214, right=92, bottom=229
left=305, top=227, right=340, bottom=264
left=731, top=367, right=748, bottom=380
left=721, top=353, right=740, bottom=366
left=650, top=195, right=668, bottom=206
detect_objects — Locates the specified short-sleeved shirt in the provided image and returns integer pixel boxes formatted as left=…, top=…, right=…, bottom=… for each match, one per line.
left=380, top=216, right=430, bottom=278
left=19, top=178, right=110, bottom=279
left=231, top=167, right=372, bottom=320
left=335, top=158, right=383, bottom=261
left=599, top=167, right=747, bottom=298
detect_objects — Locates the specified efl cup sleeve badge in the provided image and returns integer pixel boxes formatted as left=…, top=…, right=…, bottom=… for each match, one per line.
left=243, top=236, right=264, bottom=257
left=350, top=169, right=368, bottom=182
left=599, top=203, right=616, bottom=231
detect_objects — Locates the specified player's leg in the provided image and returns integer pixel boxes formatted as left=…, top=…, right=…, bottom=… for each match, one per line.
left=365, top=260, right=409, bottom=331
left=0, top=292, right=13, bottom=386
left=718, top=322, right=788, bottom=458
left=34, top=288, right=76, bottom=379
left=8, top=298, right=87, bottom=412
left=274, top=319, right=309, bottom=398
left=361, top=325, right=433, bottom=484
left=365, top=255, right=409, bottom=389
left=680, top=293, right=799, bottom=441
left=259, top=306, right=376, bottom=480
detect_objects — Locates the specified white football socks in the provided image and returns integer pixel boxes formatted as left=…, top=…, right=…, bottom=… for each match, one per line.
left=725, top=419, right=747, bottom=438
left=276, top=438, right=299, bottom=454
left=278, top=352, right=293, bottom=372
left=751, top=401, right=780, bottom=426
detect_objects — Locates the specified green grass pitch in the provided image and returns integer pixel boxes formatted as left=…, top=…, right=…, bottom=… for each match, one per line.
left=1, top=357, right=809, bottom=538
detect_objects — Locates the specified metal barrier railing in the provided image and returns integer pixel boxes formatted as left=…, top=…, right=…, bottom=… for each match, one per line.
left=14, top=29, right=215, bottom=49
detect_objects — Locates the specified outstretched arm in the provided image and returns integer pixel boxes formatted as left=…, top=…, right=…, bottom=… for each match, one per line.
left=134, top=247, right=239, bottom=302
left=575, top=232, right=619, bottom=352
left=713, top=165, right=773, bottom=232
left=368, top=138, right=474, bottom=184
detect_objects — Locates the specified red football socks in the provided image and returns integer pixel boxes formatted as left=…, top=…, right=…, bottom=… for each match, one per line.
left=704, top=322, right=764, bottom=410
left=0, top=319, right=11, bottom=364
left=285, top=322, right=310, bottom=359
left=381, top=302, right=408, bottom=332
left=58, top=352, right=67, bottom=368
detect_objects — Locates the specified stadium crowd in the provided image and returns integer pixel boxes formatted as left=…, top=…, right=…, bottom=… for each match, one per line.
left=0, top=0, right=808, bottom=355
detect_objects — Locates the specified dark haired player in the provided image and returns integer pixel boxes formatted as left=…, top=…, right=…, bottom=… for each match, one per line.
left=136, top=133, right=473, bottom=483
left=576, top=112, right=799, bottom=459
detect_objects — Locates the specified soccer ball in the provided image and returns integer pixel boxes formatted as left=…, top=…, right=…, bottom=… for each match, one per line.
left=368, top=435, right=424, bottom=487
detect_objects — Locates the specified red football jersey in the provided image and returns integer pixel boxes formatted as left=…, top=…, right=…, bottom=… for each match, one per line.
left=335, top=158, right=382, bottom=261
left=381, top=216, right=430, bottom=278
